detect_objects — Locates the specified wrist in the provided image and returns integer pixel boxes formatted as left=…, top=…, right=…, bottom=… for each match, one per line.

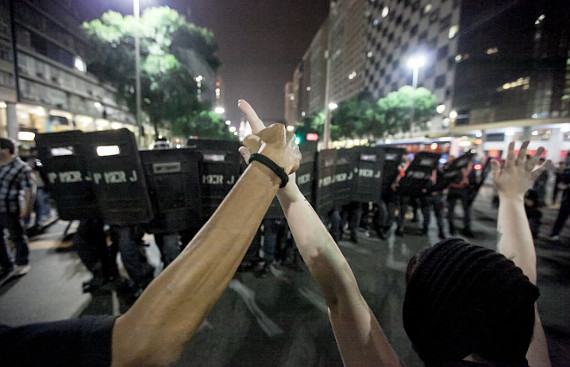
left=248, top=153, right=289, bottom=188
left=497, top=192, right=525, bottom=202
left=277, top=181, right=301, bottom=202
left=248, top=161, right=282, bottom=188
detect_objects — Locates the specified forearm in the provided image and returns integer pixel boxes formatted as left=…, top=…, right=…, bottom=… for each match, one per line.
left=496, top=195, right=536, bottom=283
left=277, top=184, right=359, bottom=306
left=112, top=163, right=280, bottom=366
left=278, top=185, right=401, bottom=367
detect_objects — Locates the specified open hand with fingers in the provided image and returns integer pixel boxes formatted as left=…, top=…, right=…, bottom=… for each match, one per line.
left=238, top=99, right=301, bottom=185
left=491, top=140, right=552, bottom=200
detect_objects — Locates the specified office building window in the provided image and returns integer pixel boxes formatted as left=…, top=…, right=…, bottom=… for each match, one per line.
left=0, top=70, right=14, bottom=88
left=425, top=64, right=436, bottom=79
left=439, top=15, right=451, bottom=30
left=411, top=24, right=419, bottom=36
left=435, top=74, right=446, bottom=88
left=437, top=45, right=449, bottom=60
left=0, top=43, right=13, bottom=62
left=429, top=10, right=440, bottom=23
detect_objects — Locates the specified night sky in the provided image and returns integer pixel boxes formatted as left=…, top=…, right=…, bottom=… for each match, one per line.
left=82, top=0, right=330, bottom=125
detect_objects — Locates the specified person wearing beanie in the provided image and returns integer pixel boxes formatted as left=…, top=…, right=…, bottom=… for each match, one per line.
left=404, top=239, right=539, bottom=364
left=238, top=108, right=550, bottom=367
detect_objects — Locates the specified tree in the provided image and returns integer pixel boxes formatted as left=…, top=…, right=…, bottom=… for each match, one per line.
left=331, top=91, right=376, bottom=139
left=374, top=86, right=436, bottom=137
left=297, top=87, right=436, bottom=144
left=171, top=110, right=237, bottom=141
left=82, top=7, right=224, bottom=140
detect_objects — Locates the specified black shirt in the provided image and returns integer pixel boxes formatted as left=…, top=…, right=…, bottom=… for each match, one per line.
left=0, top=316, right=116, bottom=367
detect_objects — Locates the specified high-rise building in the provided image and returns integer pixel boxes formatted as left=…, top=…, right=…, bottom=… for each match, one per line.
left=289, top=0, right=570, bottom=159
left=284, top=81, right=297, bottom=127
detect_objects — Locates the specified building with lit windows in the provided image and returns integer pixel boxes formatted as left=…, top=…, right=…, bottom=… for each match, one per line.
left=288, top=0, right=570, bottom=161
left=0, top=0, right=155, bottom=149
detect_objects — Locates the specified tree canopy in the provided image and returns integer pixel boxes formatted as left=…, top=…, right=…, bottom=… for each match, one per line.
left=301, top=87, right=436, bottom=142
left=82, top=7, right=233, bottom=141
left=171, top=110, right=236, bottom=141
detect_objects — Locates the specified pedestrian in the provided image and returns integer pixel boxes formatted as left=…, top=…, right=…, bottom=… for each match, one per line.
left=551, top=160, right=566, bottom=206
left=549, top=153, right=570, bottom=241
left=0, top=137, right=36, bottom=278
left=74, top=219, right=119, bottom=293
left=524, top=189, right=542, bottom=239
left=446, top=159, right=476, bottom=237
left=421, top=167, right=446, bottom=239
left=532, top=157, right=548, bottom=207
left=149, top=139, right=182, bottom=269
left=241, top=101, right=551, bottom=367
left=25, top=147, right=51, bottom=228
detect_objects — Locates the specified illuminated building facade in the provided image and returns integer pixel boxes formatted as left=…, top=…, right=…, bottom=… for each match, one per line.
left=0, top=0, right=149, bottom=148
left=289, top=0, right=570, bottom=160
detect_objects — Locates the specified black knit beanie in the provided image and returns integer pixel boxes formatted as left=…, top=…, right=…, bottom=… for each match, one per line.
left=403, top=239, right=539, bottom=363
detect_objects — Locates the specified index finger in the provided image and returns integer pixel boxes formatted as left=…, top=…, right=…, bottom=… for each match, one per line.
left=505, top=141, right=515, bottom=169
left=238, top=99, right=265, bottom=134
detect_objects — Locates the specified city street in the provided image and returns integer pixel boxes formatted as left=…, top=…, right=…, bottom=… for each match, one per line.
left=0, top=186, right=568, bottom=367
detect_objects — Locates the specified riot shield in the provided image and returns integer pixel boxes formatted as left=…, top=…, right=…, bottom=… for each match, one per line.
left=139, top=148, right=202, bottom=234
left=380, top=147, right=406, bottom=193
left=397, top=151, right=441, bottom=196
left=333, top=148, right=357, bottom=208
left=440, top=151, right=475, bottom=187
left=296, top=141, right=318, bottom=205
left=187, top=140, right=242, bottom=220
left=264, top=141, right=319, bottom=219
left=351, top=146, right=385, bottom=203
left=35, top=131, right=100, bottom=220
left=315, top=149, right=337, bottom=217
left=81, top=129, right=153, bottom=226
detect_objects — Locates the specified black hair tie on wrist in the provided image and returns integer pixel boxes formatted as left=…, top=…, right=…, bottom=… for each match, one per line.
left=248, top=153, right=289, bottom=188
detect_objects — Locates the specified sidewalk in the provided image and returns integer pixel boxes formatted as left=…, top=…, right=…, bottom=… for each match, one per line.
left=0, top=220, right=92, bottom=326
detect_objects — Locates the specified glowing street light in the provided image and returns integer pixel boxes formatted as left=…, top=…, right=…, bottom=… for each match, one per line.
left=214, top=106, right=225, bottom=115
left=328, top=102, right=338, bottom=110
left=407, top=55, right=425, bottom=88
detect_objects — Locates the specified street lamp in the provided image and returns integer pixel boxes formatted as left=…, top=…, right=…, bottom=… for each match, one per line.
left=407, top=55, right=426, bottom=136
left=322, top=1, right=336, bottom=150
left=133, top=0, right=144, bottom=145
left=407, top=55, right=425, bottom=88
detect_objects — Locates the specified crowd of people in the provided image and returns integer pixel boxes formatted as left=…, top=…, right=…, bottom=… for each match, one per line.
left=0, top=100, right=558, bottom=366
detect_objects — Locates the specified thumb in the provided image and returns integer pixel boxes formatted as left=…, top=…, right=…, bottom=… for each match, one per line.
left=238, top=146, right=251, bottom=163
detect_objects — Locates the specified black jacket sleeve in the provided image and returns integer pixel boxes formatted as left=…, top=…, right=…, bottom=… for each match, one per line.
left=0, top=316, right=116, bottom=367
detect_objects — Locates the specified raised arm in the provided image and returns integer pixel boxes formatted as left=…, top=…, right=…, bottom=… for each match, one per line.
left=491, top=140, right=551, bottom=366
left=239, top=101, right=401, bottom=367
left=110, top=101, right=300, bottom=367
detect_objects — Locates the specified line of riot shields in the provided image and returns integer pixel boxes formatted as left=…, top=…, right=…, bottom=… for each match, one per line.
left=35, top=128, right=490, bottom=238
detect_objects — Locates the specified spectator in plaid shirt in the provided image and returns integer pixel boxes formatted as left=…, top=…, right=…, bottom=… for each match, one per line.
left=0, top=137, right=36, bottom=278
